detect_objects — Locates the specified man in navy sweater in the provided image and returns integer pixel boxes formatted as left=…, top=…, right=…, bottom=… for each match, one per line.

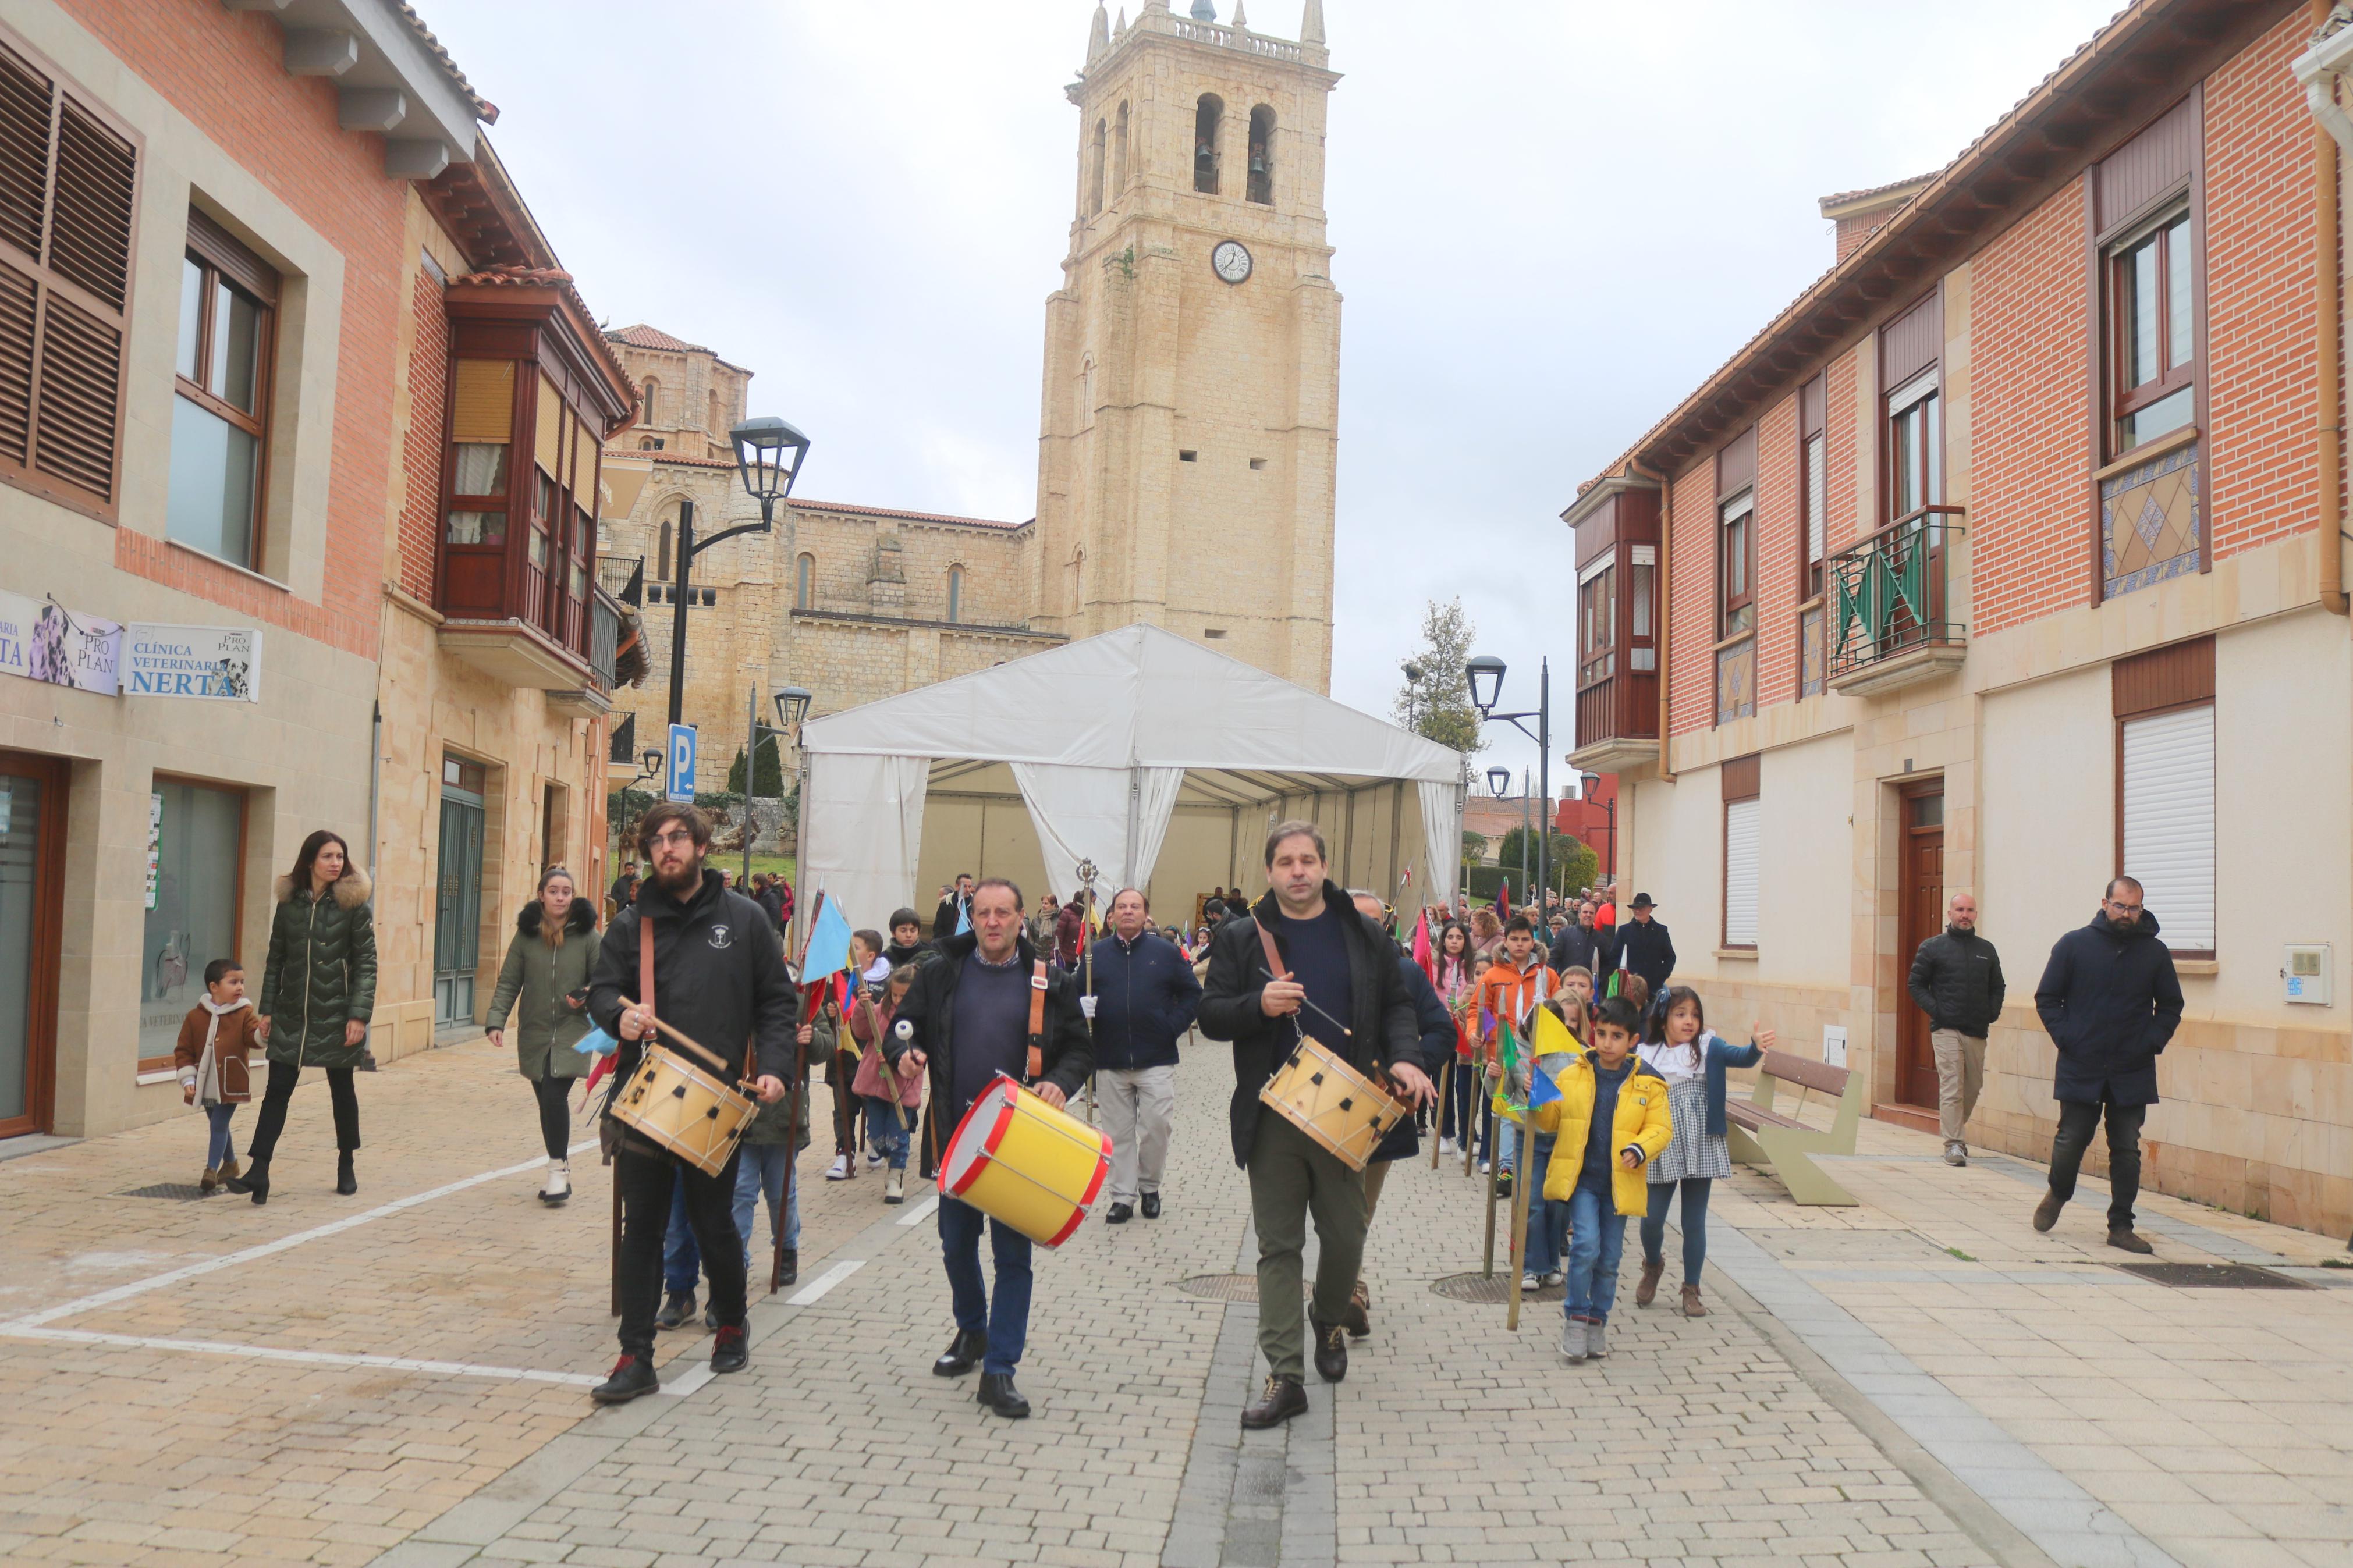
left=1087, top=888, right=1201, bottom=1224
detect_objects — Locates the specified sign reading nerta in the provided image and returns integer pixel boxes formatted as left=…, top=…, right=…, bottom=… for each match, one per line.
left=122, top=624, right=263, bottom=702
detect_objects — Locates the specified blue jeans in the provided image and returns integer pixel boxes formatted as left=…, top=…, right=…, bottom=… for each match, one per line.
left=1521, top=1135, right=1568, bottom=1277
left=663, top=1181, right=701, bottom=1295
left=863, top=1097, right=910, bottom=1170
left=939, top=1194, right=1032, bottom=1375
left=1564, top=1184, right=1628, bottom=1324
left=1441, top=1057, right=1476, bottom=1143
left=204, top=1104, right=236, bottom=1168
left=732, top=1143, right=803, bottom=1271
left=1640, top=1176, right=1713, bottom=1287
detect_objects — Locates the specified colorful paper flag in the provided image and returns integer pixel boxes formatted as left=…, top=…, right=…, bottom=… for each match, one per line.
left=803, top=893, right=854, bottom=984
left=1410, top=910, right=1433, bottom=982
left=954, top=901, right=971, bottom=937
left=1527, top=1059, right=1562, bottom=1110
left=1529, top=1004, right=1579, bottom=1061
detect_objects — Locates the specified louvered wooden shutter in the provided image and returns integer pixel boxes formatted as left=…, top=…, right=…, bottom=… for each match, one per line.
left=1723, top=797, right=1761, bottom=948
left=0, top=34, right=135, bottom=511
left=2120, top=703, right=2215, bottom=953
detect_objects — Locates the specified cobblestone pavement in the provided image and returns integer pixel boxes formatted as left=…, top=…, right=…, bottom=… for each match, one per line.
left=0, top=1038, right=2347, bottom=1567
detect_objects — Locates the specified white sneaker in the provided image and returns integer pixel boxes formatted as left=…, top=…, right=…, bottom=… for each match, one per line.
left=826, top=1155, right=851, bottom=1181
left=1478, top=1159, right=1490, bottom=1175
left=1559, top=1319, right=1587, bottom=1363
left=1541, top=1271, right=1564, bottom=1288
left=1587, top=1319, right=1608, bottom=1359
left=1521, top=1272, right=1541, bottom=1291
left=1943, top=1140, right=1968, bottom=1167
left=1439, top=1137, right=1457, bottom=1155
left=865, top=1150, right=884, bottom=1170
left=540, top=1160, right=570, bottom=1206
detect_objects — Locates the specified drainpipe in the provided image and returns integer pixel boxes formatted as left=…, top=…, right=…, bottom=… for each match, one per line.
left=1632, top=463, right=1676, bottom=783
left=2305, top=0, right=2349, bottom=614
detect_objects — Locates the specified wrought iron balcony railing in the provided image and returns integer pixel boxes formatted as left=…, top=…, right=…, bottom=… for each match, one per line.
left=1827, top=506, right=1965, bottom=684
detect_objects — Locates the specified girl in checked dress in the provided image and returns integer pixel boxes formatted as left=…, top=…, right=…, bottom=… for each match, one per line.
left=1634, top=986, right=1776, bottom=1319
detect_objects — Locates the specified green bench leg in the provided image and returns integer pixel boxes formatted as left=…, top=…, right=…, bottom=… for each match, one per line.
left=1726, top=1123, right=1859, bottom=1207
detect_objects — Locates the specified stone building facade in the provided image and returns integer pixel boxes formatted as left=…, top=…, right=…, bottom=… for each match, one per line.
left=1568, top=0, right=2353, bottom=1236
left=595, top=1, right=1344, bottom=778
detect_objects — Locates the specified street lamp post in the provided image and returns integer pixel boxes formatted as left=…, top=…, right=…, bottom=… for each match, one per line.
left=1467, top=653, right=1552, bottom=913
left=665, top=418, right=812, bottom=729
left=740, top=683, right=814, bottom=887
left=1401, top=660, right=1425, bottom=731
left=1580, top=771, right=1617, bottom=879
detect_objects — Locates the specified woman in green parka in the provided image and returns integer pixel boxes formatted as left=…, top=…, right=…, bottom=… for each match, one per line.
left=487, top=866, right=597, bottom=1206
left=230, top=829, right=377, bottom=1206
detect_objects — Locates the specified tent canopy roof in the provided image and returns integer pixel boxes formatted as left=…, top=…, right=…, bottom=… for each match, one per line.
left=800, top=624, right=1464, bottom=790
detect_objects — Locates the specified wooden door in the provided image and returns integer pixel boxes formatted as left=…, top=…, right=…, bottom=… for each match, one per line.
left=1895, top=785, right=1944, bottom=1108
left=0, top=752, right=66, bottom=1139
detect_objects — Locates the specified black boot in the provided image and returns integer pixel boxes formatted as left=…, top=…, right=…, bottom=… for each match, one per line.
left=975, top=1371, right=1030, bottom=1418
left=778, top=1248, right=798, bottom=1289
left=336, top=1151, right=356, bottom=1196
left=1311, top=1318, right=1349, bottom=1383
left=932, top=1328, right=986, bottom=1377
left=709, top=1325, right=748, bottom=1374
left=1241, top=1374, right=1308, bottom=1430
left=226, top=1156, right=269, bottom=1205
left=590, top=1354, right=658, bottom=1405
left=656, top=1289, right=695, bottom=1331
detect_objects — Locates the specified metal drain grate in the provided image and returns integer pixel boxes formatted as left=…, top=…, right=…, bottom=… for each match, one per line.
left=2115, top=1261, right=2306, bottom=1289
left=1177, top=1273, right=1259, bottom=1302
left=116, top=1183, right=217, bottom=1201
left=1431, top=1272, right=1563, bottom=1304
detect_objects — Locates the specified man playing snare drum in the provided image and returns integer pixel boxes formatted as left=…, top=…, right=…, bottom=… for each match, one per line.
left=1198, top=821, right=1434, bottom=1430
left=889, top=876, right=1091, bottom=1420
left=585, top=802, right=798, bottom=1404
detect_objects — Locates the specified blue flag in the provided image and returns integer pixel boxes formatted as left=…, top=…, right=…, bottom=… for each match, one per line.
left=1527, top=1060, right=1562, bottom=1110
left=954, top=901, right=971, bottom=937
left=803, top=894, right=854, bottom=984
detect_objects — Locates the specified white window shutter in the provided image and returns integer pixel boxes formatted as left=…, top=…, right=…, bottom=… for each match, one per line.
left=1724, top=797, right=1761, bottom=947
left=2121, top=704, right=2215, bottom=951
left=1806, top=433, right=1827, bottom=565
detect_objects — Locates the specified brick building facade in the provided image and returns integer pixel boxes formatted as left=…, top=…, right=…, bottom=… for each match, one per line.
left=1568, top=0, right=2353, bottom=1236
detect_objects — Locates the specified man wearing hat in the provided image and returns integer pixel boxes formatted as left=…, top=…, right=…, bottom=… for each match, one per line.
left=1616, top=894, right=1676, bottom=996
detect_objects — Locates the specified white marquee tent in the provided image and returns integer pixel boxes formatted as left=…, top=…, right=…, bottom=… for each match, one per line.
left=796, top=625, right=1467, bottom=934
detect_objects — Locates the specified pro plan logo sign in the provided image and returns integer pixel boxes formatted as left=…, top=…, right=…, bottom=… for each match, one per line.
left=707, top=923, right=735, bottom=951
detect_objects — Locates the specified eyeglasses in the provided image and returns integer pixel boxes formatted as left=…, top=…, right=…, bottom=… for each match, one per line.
left=646, top=829, right=697, bottom=851
left=2106, top=899, right=2143, bottom=915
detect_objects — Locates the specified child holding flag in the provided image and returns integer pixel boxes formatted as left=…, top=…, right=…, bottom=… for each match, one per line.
left=1530, top=994, right=1671, bottom=1363
left=1475, top=916, right=1559, bottom=1193
left=1635, top=986, right=1775, bottom=1318
left=1516, top=994, right=1589, bottom=1291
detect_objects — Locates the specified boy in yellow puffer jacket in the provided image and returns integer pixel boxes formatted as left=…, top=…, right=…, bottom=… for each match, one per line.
left=1530, top=993, right=1671, bottom=1364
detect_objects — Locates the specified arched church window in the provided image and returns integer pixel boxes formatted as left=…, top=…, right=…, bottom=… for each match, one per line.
left=656, top=517, right=671, bottom=579
left=797, top=552, right=815, bottom=610
left=1247, top=106, right=1275, bottom=205
left=946, top=566, right=964, bottom=624
left=707, top=389, right=721, bottom=435
left=1089, top=120, right=1107, bottom=216
left=641, top=378, right=659, bottom=426
left=1115, top=102, right=1131, bottom=191
left=1067, top=546, right=1085, bottom=614
left=1194, top=95, right=1223, bottom=195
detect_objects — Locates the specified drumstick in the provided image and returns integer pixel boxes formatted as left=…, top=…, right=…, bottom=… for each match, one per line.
left=617, top=998, right=752, bottom=1089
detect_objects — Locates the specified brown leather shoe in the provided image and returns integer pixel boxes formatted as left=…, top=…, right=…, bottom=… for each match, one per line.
left=1343, top=1280, right=1371, bottom=1338
left=1311, top=1318, right=1348, bottom=1382
left=1635, top=1258, right=1663, bottom=1307
left=2033, top=1191, right=2064, bottom=1233
left=2107, top=1228, right=2154, bottom=1254
left=1680, top=1283, right=1708, bottom=1318
left=1240, top=1374, right=1308, bottom=1429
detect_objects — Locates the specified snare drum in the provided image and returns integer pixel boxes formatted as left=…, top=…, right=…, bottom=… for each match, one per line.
left=940, top=1075, right=1113, bottom=1247
left=1258, top=1036, right=1405, bottom=1172
left=611, top=1044, right=758, bottom=1176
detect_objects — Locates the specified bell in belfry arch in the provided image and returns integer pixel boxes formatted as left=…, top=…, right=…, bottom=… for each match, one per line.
left=1250, top=151, right=1266, bottom=175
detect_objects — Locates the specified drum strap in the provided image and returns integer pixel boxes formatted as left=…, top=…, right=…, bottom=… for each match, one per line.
left=1025, top=959, right=1046, bottom=1080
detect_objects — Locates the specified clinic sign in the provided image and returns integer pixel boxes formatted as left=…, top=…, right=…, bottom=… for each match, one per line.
left=0, top=588, right=122, bottom=695
left=122, top=625, right=263, bottom=702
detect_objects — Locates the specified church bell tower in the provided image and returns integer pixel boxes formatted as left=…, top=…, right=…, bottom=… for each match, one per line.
left=1031, top=0, right=1341, bottom=692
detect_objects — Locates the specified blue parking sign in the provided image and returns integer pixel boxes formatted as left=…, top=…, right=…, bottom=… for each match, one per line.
left=666, top=723, right=697, bottom=803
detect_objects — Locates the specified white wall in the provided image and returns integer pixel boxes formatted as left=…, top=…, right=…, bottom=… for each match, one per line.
left=1979, top=663, right=2112, bottom=979
left=1757, top=731, right=1854, bottom=987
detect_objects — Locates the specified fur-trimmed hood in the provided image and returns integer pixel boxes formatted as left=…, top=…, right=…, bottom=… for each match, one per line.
left=273, top=867, right=373, bottom=908
left=515, top=897, right=597, bottom=937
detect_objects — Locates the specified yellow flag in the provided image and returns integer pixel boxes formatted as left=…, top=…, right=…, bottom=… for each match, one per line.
left=1529, top=1003, right=1581, bottom=1059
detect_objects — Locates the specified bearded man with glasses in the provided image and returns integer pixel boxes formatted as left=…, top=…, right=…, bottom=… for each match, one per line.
left=2030, top=875, right=2184, bottom=1254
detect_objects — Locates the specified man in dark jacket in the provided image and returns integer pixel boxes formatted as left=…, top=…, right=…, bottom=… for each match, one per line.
left=932, top=874, right=974, bottom=941
left=1198, top=822, right=1433, bottom=1431
left=1907, top=891, right=2007, bottom=1167
left=586, top=803, right=798, bottom=1403
left=2031, top=876, right=2184, bottom=1253
left=1549, top=903, right=1610, bottom=986
left=1614, top=894, right=1674, bottom=994
left=1088, top=888, right=1201, bottom=1225
left=888, top=877, right=1091, bottom=1420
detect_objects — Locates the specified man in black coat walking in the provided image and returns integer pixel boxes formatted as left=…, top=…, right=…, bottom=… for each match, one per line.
left=1087, top=888, right=1201, bottom=1225
left=932, top=873, right=974, bottom=941
left=1614, top=894, right=1676, bottom=995
left=2031, top=876, right=2184, bottom=1252
left=889, top=877, right=1091, bottom=1420
left=1549, top=902, right=1610, bottom=986
left=1198, top=822, right=1433, bottom=1431
left=1906, top=891, right=2006, bottom=1167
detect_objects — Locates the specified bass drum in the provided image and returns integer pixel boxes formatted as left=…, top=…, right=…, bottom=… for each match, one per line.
left=939, top=1074, right=1112, bottom=1247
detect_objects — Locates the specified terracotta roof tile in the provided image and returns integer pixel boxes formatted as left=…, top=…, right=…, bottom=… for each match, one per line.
left=394, top=3, right=496, bottom=123
left=605, top=323, right=711, bottom=355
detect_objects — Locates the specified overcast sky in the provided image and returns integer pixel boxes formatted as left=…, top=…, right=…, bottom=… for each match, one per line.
left=427, top=0, right=2127, bottom=794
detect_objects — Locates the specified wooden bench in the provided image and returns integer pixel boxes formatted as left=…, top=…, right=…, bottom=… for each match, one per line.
left=1724, top=1048, right=1864, bottom=1207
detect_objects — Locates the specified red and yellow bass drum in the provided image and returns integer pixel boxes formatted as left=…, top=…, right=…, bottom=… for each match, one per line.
left=939, top=1073, right=1113, bottom=1247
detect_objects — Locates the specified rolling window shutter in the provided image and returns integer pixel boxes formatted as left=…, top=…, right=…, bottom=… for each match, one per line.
left=2121, top=703, right=2214, bottom=952
left=1723, top=797, right=1761, bottom=947
left=1805, top=433, right=1827, bottom=566
left=450, top=360, right=513, bottom=443
left=535, top=372, right=563, bottom=479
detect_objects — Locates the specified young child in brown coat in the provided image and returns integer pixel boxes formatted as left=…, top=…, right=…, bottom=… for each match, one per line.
left=175, top=959, right=266, bottom=1192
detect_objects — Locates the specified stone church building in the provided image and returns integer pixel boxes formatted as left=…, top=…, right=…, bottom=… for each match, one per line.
left=595, top=0, right=1340, bottom=781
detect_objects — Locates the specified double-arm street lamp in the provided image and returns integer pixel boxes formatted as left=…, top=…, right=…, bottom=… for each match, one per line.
left=665, top=417, right=813, bottom=728
left=1467, top=653, right=1553, bottom=908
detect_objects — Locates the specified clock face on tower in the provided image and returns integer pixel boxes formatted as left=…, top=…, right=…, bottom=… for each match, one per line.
left=1211, top=240, right=1252, bottom=285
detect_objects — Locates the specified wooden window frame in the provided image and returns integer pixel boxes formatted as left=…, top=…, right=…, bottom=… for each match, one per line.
left=1720, top=753, right=1761, bottom=951
left=1577, top=558, right=1616, bottom=687
left=1717, top=489, right=1755, bottom=638
left=2111, top=635, right=2216, bottom=959
left=173, top=209, right=278, bottom=570
left=134, top=774, right=248, bottom=1074
left=2106, top=207, right=2195, bottom=438
left=0, top=26, right=142, bottom=524
left=1884, top=370, right=1941, bottom=523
